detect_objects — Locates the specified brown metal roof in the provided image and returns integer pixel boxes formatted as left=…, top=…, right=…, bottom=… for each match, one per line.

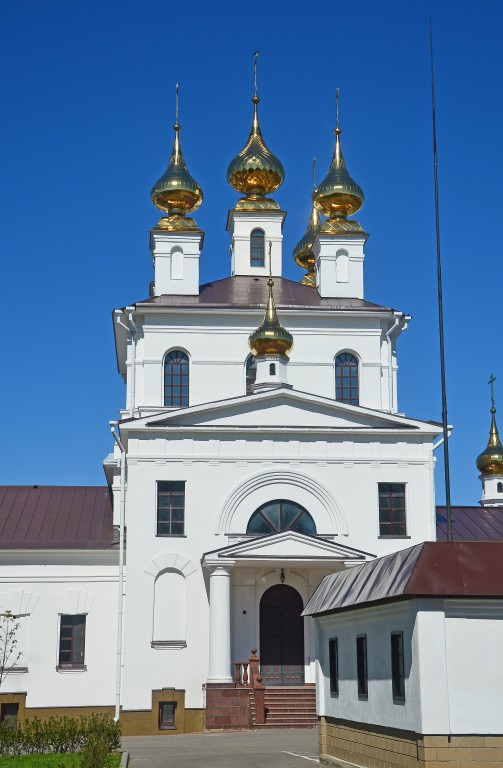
left=436, top=505, right=503, bottom=541
left=302, top=541, right=503, bottom=616
left=0, top=486, right=116, bottom=549
left=134, top=276, right=394, bottom=312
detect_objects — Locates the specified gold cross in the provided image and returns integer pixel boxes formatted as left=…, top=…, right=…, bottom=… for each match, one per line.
left=489, top=373, right=496, bottom=409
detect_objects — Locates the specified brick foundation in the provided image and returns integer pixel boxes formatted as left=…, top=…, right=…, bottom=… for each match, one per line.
left=319, top=717, right=503, bottom=768
left=205, top=685, right=251, bottom=730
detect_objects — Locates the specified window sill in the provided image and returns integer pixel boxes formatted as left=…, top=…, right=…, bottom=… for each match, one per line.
left=56, top=665, right=87, bottom=673
left=378, top=535, right=411, bottom=539
left=1, top=667, right=29, bottom=675
left=151, top=641, right=187, bottom=650
left=159, top=726, right=177, bottom=731
left=155, top=534, right=187, bottom=538
left=393, top=697, right=406, bottom=705
left=358, top=694, right=368, bottom=701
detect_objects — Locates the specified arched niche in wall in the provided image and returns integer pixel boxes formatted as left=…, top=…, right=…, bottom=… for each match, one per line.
left=152, top=569, right=186, bottom=648
left=170, top=246, right=184, bottom=280
left=336, top=249, right=349, bottom=283
left=215, top=470, right=348, bottom=536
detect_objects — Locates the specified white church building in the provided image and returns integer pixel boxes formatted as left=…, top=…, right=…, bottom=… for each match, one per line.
left=1, top=72, right=501, bottom=735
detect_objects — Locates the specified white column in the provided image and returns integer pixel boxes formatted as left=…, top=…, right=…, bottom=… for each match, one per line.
left=206, top=558, right=234, bottom=683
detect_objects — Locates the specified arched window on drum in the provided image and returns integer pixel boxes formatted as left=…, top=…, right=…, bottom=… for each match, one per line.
left=246, top=500, right=316, bottom=535
left=335, top=353, right=359, bottom=406
left=250, top=229, right=265, bottom=267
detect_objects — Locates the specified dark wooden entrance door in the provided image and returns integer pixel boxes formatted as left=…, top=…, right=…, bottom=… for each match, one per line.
left=259, top=585, right=304, bottom=685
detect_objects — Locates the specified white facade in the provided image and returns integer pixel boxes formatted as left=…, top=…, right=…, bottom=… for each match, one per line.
left=314, top=597, right=503, bottom=735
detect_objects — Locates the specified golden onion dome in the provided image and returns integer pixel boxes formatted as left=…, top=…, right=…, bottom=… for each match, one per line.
left=476, top=407, right=503, bottom=476
left=151, top=86, right=203, bottom=218
left=227, top=53, right=284, bottom=199
left=313, top=91, right=364, bottom=220
left=293, top=203, right=321, bottom=286
left=249, top=277, right=293, bottom=358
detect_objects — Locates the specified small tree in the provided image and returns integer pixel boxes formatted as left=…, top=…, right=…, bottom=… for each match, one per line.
left=0, top=611, right=22, bottom=689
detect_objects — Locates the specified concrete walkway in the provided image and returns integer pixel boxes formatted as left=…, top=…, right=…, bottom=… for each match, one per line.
left=123, top=727, right=319, bottom=768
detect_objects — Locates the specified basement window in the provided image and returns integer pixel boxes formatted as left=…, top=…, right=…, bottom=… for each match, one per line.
left=159, top=701, right=176, bottom=730
left=0, top=704, right=19, bottom=730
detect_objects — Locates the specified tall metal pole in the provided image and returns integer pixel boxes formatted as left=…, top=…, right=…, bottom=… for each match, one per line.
left=430, top=19, right=452, bottom=541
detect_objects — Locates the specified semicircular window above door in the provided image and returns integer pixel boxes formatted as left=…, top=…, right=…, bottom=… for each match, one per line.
left=246, top=500, right=316, bottom=536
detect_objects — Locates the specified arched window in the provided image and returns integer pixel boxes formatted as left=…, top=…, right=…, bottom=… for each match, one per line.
left=498, top=482, right=503, bottom=493
left=247, top=500, right=316, bottom=536
left=335, top=353, right=359, bottom=406
left=250, top=229, right=265, bottom=267
left=246, top=355, right=257, bottom=395
left=164, top=350, right=189, bottom=408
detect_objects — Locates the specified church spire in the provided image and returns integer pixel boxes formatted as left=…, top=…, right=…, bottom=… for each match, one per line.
left=150, top=84, right=203, bottom=230
left=313, top=89, right=364, bottom=224
left=227, top=52, right=285, bottom=207
left=477, top=374, right=503, bottom=506
left=249, top=245, right=293, bottom=358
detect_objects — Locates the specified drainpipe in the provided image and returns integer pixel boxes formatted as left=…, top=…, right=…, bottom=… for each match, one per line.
left=110, top=420, right=126, bottom=722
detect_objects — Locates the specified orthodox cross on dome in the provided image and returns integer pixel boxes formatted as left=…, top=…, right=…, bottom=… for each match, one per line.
left=489, top=373, right=496, bottom=410
left=253, top=50, right=259, bottom=101
left=335, top=87, right=340, bottom=132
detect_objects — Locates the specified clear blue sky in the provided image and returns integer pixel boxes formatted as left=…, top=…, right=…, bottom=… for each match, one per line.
left=1, top=0, right=502, bottom=506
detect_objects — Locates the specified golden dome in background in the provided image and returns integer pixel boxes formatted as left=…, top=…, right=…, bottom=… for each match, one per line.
left=313, top=91, right=364, bottom=221
left=293, top=204, right=321, bottom=288
left=476, top=407, right=503, bottom=476
left=248, top=277, right=293, bottom=358
left=151, top=86, right=203, bottom=223
left=227, top=53, right=285, bottom=200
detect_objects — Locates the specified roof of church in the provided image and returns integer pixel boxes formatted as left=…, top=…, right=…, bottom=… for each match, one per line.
left=436, top=505, right=503, bottom=541
left=303, top=541, right=503, bottom=616
left=135, top=275, right=395, bottom=312
left=0, top=486, right=116, bottom=549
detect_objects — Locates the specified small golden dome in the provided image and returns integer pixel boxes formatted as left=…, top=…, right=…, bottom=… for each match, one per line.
left=313, top=92, right=364, bottom=220
left=227, top=53, right=284, bottom=199
left=293, top=204, right=321, bottom=287
left=151, top=86, right=203, bottom=219
left=476, top=407, right=503, bottom=476
left=249, top=277, right=293, bottom=358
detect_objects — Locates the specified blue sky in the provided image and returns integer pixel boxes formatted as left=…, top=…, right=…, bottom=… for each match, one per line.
left=1, top=0, right=502, bottom=505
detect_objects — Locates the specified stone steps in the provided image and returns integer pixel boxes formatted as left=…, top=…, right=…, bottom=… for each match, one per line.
left=250, top=686, right=318, bottom=729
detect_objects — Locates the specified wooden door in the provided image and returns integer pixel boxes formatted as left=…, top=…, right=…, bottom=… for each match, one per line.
left=259, top=585, right=304, bottom=685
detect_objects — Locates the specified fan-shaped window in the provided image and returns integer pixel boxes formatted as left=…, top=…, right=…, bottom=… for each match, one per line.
left=246, top=500, right=316, bottom=535
left=246, top=355, right=257, bottom=395
left=335, top=353, right=359, bottom=406
left=164, top=350, right=189, bottom=408
left=250, top=229, right=265, bottom=267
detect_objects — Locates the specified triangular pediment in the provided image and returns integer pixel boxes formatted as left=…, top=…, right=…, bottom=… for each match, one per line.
left=120, top=389, right=440, bottom=435
left=204, top=531, right=375, bottom=565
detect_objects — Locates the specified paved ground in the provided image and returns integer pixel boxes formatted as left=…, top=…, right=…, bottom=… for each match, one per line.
left=123, top=727, right=319, bottom=768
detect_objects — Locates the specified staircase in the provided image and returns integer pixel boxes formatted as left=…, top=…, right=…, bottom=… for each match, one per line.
left=251, top=686, right=318, bottom=728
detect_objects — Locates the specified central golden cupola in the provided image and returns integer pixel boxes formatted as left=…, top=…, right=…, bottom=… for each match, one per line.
left=248, top=274, right=294, bottom=359
left=313, top=90, right=364, bottom=229
left=150, top=85, right=203, bottom=231
left=227, top=52, right=285, bottom=210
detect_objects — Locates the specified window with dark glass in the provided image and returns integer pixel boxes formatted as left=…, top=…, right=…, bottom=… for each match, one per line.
left=498, top=482, right=503, bottom=493
left=58, top=615, right=86, bottom=668
left=0, top=704, right=19, bottom=730
left=335, top=353, right=359, bottom=405
left=157, top=481, right=185, bottom=536
left=164, top=351, right=189, bottom=408
left=391, top=632, right=405, bottom=701
left=356, top=635, right=368, bottom=698
left=246, top=500, right=316, bottom=535
left=246, top=356, right=257, bottom=395
left=250, top=229, right=265, bottom=267
left=329, top=638, right=339, bottom=696
left=159, top=701, right=176, bottom=729
left=378, top=483, right=406, bottom=536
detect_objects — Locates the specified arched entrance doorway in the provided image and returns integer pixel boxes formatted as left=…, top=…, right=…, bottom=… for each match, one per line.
left=259, top=584, right=304, bottom=685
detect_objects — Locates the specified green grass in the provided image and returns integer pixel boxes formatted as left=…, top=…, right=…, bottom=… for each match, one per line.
left=0, top=754, right=121, bottom=768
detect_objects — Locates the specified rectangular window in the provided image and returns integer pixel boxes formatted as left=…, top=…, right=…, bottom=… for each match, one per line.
left=391, top=632, right=405, bottom=701
left=329, top=638, right=339, bottom=696
left=58, top=615, right=86, bottom=668
left=378, top=483, right=406, bottom=536
left=159, top=701, right=176, bottom=729
left=157, top=482, right=185, bottom=536
left=356, top=635, right=368, bottom=698
left=0, top=704, right=19, bottom=730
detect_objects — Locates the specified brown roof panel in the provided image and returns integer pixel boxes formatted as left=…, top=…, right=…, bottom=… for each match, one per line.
left=303, top=541, right=503, bottom=616
left=134, top=275, right=395, bottom=312
left=436, top=505, right=503, bottom=541
left=0, top=486, right=114, bottom=549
